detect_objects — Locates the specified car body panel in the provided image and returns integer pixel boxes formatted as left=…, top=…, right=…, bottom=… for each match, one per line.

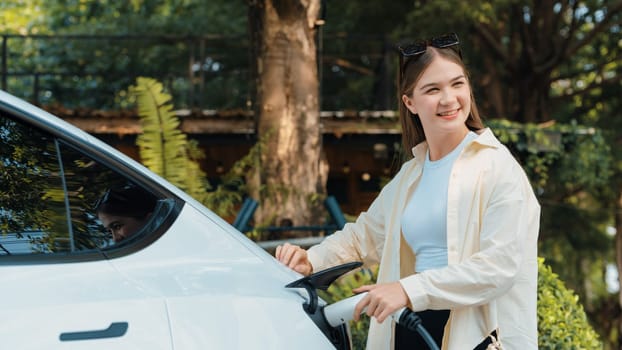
left=2, top=260, right=172, bottom=350
left=106, top=204, right=333, bottom=349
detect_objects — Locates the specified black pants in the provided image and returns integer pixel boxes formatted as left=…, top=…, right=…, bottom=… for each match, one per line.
left=394, top=310, right=496, bottom=350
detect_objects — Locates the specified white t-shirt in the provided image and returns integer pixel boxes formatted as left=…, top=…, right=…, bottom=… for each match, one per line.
left=401, top=131, right=477, bottom=272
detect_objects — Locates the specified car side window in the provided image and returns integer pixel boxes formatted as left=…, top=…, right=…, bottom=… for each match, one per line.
left=0, top=112, right=163, bottom=256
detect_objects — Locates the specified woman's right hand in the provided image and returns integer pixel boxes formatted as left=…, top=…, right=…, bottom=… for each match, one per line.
left=275, top=243, right=313, bottom=276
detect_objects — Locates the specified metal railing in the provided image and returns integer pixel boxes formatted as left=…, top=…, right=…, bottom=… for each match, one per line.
left=233, top=196, right=348, bottom=251
left=0, top=33, right=395, bottom=111
left=1, top=33, right=252, bottom=109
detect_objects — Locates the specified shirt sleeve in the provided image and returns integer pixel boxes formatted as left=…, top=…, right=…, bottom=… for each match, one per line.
left=307, top=178, right=394, bottom=272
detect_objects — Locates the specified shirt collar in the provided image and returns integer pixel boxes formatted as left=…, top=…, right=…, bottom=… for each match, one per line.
left=410, top=128, right=499, bottom=159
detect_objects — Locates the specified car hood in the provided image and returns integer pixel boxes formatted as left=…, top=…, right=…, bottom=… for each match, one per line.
left=107, top=202, right=309, bottom=303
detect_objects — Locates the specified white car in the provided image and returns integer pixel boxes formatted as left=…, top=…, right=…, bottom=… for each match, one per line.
left=0, top=90, right=352, bottom=349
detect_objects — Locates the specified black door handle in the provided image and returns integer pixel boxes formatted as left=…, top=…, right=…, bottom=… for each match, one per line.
left=59, top=321, right=128, bottom=341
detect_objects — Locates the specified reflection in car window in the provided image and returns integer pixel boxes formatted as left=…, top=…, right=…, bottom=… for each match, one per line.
left=0, top=113, right=162, bottom=256
left=94, top=184, right=158, bottom=244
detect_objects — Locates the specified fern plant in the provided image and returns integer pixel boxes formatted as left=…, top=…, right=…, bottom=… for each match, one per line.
left=129, top=77, right=211, bottom=203
left=128, top=76, right=257, bottom=218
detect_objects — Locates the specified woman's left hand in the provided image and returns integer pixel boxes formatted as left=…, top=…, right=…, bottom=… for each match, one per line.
left=352, top=282, right=409, bottom=323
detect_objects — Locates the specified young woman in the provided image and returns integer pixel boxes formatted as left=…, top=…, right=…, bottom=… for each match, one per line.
left=276, top=33, right=540, bottom=350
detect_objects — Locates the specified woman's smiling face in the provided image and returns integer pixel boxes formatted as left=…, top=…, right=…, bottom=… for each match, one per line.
left=401, top=54, right=471, bottom=138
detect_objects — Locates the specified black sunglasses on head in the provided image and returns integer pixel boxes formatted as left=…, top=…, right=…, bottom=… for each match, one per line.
left=397, top=32, right=461, bottom=58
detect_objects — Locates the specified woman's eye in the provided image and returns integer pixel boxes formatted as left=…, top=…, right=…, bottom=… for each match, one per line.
left=111, top=223, right=123, bottom=231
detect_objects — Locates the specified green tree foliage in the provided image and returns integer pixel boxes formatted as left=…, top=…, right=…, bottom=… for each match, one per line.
left=394, top=1, right=621, bottom=122
left=315, top=0, right=415, bottom=110
left=488, top=119, right=612, bottom=190
left=1, top=0, right=248, bottom=109
left=0, top=0, right=46, bottom=34
left=21, top=0, right=246, bottom=36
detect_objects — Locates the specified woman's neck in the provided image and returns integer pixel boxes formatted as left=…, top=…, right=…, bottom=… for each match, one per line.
left=426, top=129, right=469, bottom=161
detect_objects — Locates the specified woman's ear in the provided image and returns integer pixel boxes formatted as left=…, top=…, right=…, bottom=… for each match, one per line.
left=402, top=94, right=417, bottom=115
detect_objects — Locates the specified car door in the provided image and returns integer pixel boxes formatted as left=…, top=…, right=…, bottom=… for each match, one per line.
left=2, top=261, right=173, bottom=350
left=0, top=110, right=175, bottom=349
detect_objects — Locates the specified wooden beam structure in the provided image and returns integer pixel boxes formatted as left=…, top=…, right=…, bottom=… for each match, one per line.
left=44, top=106, right=402, bottom=216
left=46, top=106, right=401, bottom=136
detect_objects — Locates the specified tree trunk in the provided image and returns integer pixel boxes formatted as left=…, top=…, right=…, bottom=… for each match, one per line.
left=248, top=0, right=327, bottom=238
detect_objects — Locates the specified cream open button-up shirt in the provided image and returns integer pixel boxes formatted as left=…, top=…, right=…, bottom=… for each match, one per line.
left=308, top=128, right=540, bottom=350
